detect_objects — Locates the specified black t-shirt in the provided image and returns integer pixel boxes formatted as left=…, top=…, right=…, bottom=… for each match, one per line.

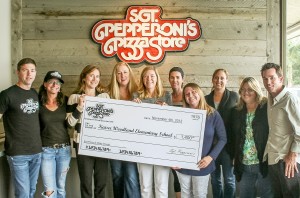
left=0, top=85, right=42, bottom=156
left=39, top=97, right=70, bottom=146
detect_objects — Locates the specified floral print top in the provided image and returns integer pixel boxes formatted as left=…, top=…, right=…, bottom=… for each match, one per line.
left=242, top=112, right=259, bottom=165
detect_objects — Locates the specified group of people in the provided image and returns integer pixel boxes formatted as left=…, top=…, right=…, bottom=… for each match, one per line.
left=0, top=58, right=300, bottom=198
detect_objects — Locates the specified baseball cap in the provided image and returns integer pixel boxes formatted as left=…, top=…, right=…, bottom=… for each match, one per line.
left=43, top=71, right=64, bottom=84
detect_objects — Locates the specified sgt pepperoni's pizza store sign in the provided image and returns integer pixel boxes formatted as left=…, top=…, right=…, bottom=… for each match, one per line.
left=91, top=6, right=202, bottom=64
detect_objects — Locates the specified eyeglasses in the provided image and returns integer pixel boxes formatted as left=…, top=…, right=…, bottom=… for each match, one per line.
left=240, top=88, right=254, bottom=93
left=47, top=80, right=62, bottom=86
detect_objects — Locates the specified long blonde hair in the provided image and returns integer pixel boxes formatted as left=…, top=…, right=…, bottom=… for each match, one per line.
left=236, top=77, right=267, bottom=110
left=183, top=83, right=215, bottom=115
left=107, top=62, right=138, bottom=99
left=137, top=66, right=164, bottom=98
left=73, top=64, right=104, bottom=94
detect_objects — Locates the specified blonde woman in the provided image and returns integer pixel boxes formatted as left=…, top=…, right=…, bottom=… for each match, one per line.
left=231, top=77, right=273, bottom=198
left=133, top=66, right=172, bottom=198
left=176, top=83, right=226, bottom=198
left=107, top=62, right=141, bottom=198
left=67, top=64, right=109, bottom=198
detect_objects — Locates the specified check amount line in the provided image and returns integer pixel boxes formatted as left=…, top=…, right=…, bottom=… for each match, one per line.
left=81, top=146, right=199, bottom=164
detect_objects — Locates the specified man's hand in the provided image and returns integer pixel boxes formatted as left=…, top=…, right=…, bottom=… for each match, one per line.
left=284, top=152, right=299, bottom=178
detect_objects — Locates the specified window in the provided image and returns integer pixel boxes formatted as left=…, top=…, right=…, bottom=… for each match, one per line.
left=284, top=0, right=300, bottom=87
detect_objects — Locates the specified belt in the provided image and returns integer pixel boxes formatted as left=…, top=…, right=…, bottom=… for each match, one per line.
left=47, top=143, right=70, bottom=149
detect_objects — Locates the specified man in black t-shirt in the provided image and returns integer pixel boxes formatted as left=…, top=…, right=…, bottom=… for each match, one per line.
left=0, top=58, right=42, bottom=198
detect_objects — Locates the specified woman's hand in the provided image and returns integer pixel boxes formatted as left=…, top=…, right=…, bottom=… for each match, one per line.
left=171, top=166, right=181, bottom=170
left=78, top=94, right=86, bottom=108
left=133, top=98, right=142, bottom=103
left=197, top=155, right=213, bottom=169
left=156, top=100, right=167, bottom=106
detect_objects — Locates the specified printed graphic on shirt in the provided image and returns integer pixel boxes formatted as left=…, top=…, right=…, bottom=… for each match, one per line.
left=20, top=98, right=39, bottom=114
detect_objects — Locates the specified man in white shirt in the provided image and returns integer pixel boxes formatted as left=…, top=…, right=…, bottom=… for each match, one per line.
left=261, top=62, right=300, bottom=197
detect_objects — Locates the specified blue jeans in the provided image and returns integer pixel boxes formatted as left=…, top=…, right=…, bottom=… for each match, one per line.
left=269, top=160, right=300, bottom=198
left=211, top=149, right=235, bottom=198
left=41, top=146, right=71, bottom=198
left=110, top=159, right=141, bottom=198
left=7, top=153, right=42, bottom=198
left=239, top=164, right=273, bottom=198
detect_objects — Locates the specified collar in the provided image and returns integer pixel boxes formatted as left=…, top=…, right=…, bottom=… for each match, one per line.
left=272, top=85, right=287, bottom=105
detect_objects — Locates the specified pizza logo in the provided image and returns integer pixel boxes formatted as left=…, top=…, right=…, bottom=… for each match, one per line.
left=92, top=6, right=201, bottom=64
left=20, top=98, right=39, bottom=114
left=86, top=103, right=114, bottom=119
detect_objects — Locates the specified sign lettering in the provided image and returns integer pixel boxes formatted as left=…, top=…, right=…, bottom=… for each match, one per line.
left=91, top=6, right=202, bottom=64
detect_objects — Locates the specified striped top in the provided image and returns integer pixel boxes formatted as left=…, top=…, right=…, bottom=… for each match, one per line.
left=66, top=93, right=110, bottom=143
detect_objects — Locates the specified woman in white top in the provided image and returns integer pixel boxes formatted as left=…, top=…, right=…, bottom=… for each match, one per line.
left=67, top=64, right=109, bottom=198
left=133, top=66, right=172, bottom=198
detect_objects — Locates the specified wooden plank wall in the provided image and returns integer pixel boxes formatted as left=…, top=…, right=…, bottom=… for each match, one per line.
left=0, top=0, right=280, bottom=183
left=10, top=0, right=279, bottom=97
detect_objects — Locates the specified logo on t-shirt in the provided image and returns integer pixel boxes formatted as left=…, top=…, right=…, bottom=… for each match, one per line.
left=20, top=98, right=39, bottom=114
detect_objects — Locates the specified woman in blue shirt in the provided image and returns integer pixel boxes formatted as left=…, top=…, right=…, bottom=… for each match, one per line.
left=176, top=83, right=227, bottom=198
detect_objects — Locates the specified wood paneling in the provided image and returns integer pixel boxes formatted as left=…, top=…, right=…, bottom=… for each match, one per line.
left=0, top=3, right=279, bottom=194
left=23, top=0, right=267, bottom=9
left=267, top=0, right=280, bottom=63
left=23, top=7, right=266, bottom=20
left=16, top=0, right=279, bottom=97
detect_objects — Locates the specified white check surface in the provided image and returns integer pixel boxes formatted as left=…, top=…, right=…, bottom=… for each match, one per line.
left=79, top=96, right=206, bottom=170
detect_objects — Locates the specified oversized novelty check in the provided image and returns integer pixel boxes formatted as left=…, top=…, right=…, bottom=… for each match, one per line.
left=78, top=96, right=206, bottom=170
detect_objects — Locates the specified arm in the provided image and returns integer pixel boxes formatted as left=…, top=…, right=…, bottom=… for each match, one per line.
left=66, top=94, right=84, bottom=127
left=0, top=91, right=8, bottom=120
left=209, top=112, right=227, bottom=159
left=164, top=91, right=172, bottom=106
left=156, top=92, right=172, bottom=106
left=284, top=95, right=300, bottom=178
left=198, top=112, right=227, bottom=168
left=132, top=92, right=142, bottom=103
left=228, top=107, right=238, bottom=160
